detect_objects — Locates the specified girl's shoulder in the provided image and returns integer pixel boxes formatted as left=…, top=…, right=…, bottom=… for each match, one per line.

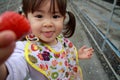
left=57, top=34, right=75, bottom=48
left=16, top=41, right=27, bottom=49
left=57, top=34, right=71, bottom=43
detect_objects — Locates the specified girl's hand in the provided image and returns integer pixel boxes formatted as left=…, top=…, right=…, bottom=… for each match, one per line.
left=78, top=45, right=94, bottom=59
left=0, top=30, right=16, bottom=65
left=0, top=11, right=30, bottom=65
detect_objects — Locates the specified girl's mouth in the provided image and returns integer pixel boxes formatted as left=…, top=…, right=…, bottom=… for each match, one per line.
left=43, top=31, right=54, bottom=38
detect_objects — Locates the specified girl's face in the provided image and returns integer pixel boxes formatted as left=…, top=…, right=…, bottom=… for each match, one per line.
left=27, top=0, right=65, bottom=45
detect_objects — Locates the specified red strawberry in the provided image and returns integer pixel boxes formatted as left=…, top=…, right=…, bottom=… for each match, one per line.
left=0, top=11, right=31, bottom=40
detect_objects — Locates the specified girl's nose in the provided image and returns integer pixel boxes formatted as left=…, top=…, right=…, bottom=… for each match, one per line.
left=43, top=20, right=53, bottom=28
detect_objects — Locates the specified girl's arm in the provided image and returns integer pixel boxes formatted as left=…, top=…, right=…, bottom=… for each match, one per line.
left=0, top=31, right=16, bottom=80
left=0, top=31, right=16, bottom=65
left=0, top=31, right=28, bottom=80
left=78, top=45, right=94, bottom=59
left=0, top=64, right=8, bottom=80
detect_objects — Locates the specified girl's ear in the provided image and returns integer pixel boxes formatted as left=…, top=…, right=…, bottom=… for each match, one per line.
left=21, top=13, right=28, bottom=19
left=64, top=16, right=66, bottom=20
left=65, top=15, right=66, bottom=18
left=22, top=13, right=25, bottom=17
left=64, top=13, right=69, bottom=24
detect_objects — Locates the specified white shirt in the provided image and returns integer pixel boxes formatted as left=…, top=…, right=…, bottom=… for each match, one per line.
left=5, top=41, right=62, bottom=80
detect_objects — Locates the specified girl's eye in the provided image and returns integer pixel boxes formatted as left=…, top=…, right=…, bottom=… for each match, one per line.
left=35, top=15, right=43, bottom=18
left=53, top=15, right=60, bottom=19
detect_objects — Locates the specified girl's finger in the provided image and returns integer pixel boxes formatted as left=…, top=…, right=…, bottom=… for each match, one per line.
left=0, top=30, right=16, bottom=48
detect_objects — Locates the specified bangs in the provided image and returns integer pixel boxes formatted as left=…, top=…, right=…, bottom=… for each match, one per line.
left=56, top=0, right=66, bottom=16
left=51, top=0, right=67, bottom=16
left=23, top=0, right=67, bottom=16
left=22, top=0, right=43, bottom=15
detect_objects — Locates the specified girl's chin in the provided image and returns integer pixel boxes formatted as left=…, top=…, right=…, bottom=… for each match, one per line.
left=40, top=40, right=56, bottom=45
left=39, top=38, right=57, bottom=45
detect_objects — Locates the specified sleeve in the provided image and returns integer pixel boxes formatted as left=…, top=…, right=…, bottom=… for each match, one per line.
left=5, top=41, right=29, bottom=80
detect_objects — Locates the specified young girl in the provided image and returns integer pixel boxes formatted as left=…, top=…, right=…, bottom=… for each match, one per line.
left=0, top=0, right=94, bottom=80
